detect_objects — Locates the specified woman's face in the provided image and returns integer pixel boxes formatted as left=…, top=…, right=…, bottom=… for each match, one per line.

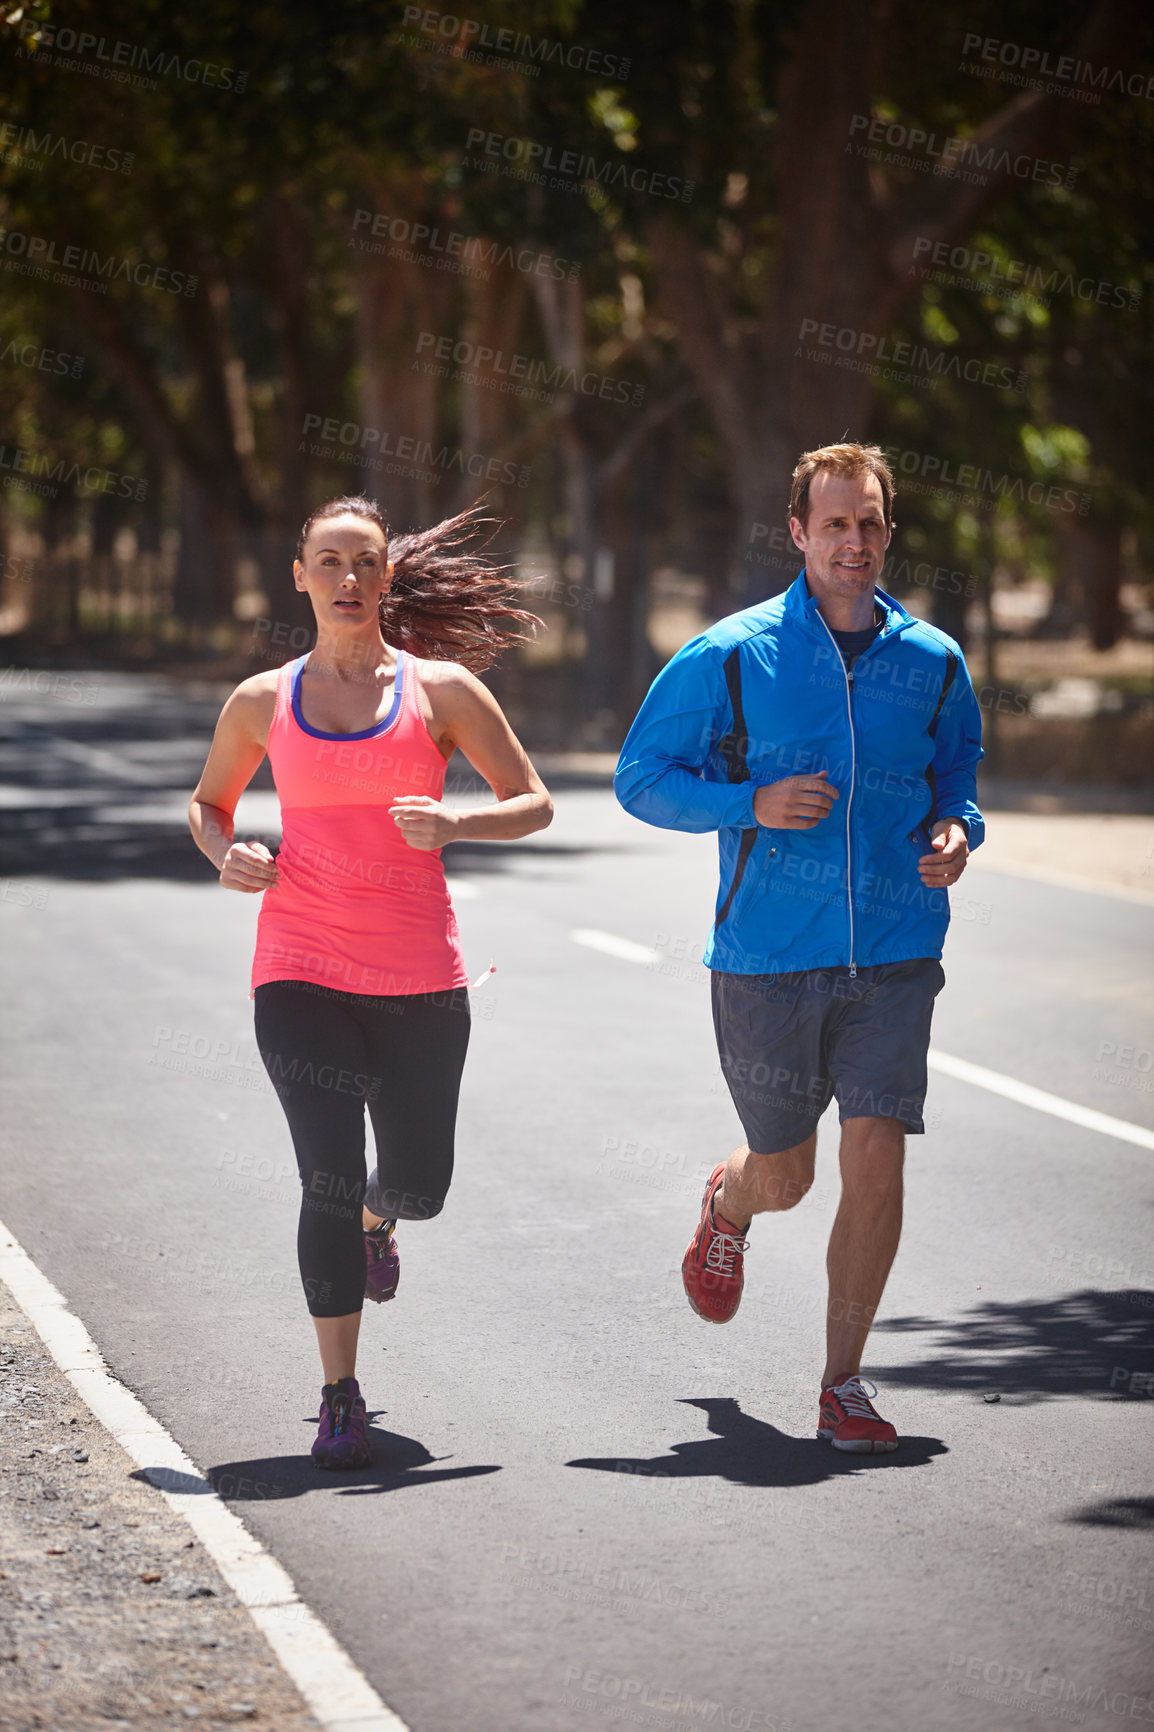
left=293, top=514, right=393, bottom=629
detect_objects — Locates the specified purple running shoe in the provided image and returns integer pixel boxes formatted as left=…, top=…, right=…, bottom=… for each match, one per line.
left=364, top=1221, right=399, bottom=1305
left=311, top=1377, right=371, bottom=1470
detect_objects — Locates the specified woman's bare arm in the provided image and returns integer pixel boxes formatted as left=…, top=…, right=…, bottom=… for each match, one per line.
left=189, top=675, right=280, bottom=892
left=390, top=664, right=553, bottom=850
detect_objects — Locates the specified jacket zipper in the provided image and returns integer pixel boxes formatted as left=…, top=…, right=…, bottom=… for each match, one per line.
left=817, top=612, right=857, bottom=976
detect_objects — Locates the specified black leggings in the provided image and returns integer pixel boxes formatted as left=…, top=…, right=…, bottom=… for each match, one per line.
left=254, top=980, right=470, bottom=1318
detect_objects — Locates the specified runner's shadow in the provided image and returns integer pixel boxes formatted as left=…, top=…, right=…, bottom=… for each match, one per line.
left=568, top=1397, right=946, bottom=1489
left=869, top=1289, right=1154, bottom=1401
left=1066, top=1498, right=1154, bottom=1529
left=181, top=1414, right=501, bottom=1500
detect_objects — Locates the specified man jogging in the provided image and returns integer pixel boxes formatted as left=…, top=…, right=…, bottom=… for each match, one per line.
left=615, top=442, right=983, bottom=1453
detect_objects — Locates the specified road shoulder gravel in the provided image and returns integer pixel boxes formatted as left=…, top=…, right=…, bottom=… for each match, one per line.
left=0, top=1275, right=320, bottom=1732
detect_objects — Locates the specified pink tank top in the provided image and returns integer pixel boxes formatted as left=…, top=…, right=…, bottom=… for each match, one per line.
left=251, top=651, right=469, bottom=997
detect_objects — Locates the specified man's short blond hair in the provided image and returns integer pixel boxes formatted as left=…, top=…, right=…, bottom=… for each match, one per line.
left=790, top=442, right=895, bottom=530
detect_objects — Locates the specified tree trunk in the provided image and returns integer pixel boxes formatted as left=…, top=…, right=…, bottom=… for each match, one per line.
left=530, top=275, right=698, bottom=733
left=610, top=434, right=662, bottom=728
left=647, top=0, right=1127, bottom=609
left=349, top=179, right=456, bottom=534
left=1051, top=515, right=1124, bottom=651
left=269, top=191, right=315, bottom=521
left=260, top=192, right=319, bottom=642
left=78, top=273, right=266, bottom=629
left=1086, top=522, right=1124, bottom=652
left=173, top=469, right=239, bottom=627
left=456, top=268, right=528, bottom=514
left=528, top=273, right=612, bottom=730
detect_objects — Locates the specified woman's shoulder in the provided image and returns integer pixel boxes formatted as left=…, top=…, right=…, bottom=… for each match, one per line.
left=406, top=654, right=492, bottom=714
left=233, top=664, right=283, bottom=702
left=407, top=653, right=476, bottom=690
left=220, top=666, right=282, bottom=734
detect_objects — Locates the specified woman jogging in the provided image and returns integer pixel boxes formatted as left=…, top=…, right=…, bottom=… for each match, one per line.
left=189, top=496, right=551, bottom=1469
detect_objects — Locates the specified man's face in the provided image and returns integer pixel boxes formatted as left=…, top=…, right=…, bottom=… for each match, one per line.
left=789, top=470, right=891, bottom=607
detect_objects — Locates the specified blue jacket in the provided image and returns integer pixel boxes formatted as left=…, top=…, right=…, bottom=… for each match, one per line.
left=615, top=573, right=984, bottom=974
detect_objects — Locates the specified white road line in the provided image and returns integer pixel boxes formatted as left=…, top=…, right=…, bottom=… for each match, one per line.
left=570, top=928, right=1154, bottom=1151
left=0, top=1218, right=408, bottom=1732
left=926, top=1051, right=1154, bottom=1151
left=571, top=927, right=659, bottom=965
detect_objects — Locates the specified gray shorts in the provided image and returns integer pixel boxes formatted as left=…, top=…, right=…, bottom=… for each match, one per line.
left=711, top=958, right=945, bottom=1154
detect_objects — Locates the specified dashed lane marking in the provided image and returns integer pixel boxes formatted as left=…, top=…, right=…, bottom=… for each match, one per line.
left=571, top=927, right=659, bottom=965
left=571, top=928, right=1154, bottom=1151
left=926, top=1050, right=1154, bottom=1151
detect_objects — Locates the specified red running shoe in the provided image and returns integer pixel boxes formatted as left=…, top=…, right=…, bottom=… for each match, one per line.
left=682, top=1163, right=749, bottom=1325
left=817, top=1376, right=899, bottom=1453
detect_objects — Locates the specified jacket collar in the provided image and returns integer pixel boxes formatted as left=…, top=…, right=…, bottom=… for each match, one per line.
left=784, top=569, right=916, bottom=637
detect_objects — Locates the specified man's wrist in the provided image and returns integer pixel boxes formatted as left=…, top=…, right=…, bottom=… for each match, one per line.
left=938, top=815, right=969, bottom=840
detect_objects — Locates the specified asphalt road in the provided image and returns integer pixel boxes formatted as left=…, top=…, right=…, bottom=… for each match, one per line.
left=2, top=671, right=1153, bottom=1732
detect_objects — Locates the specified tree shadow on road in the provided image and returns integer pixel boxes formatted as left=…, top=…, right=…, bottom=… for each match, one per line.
left=1065, top=1497, right=1154, bottom=1529
left=441, top=836, right=615, bottom=876
left=868, top=1288, right=1154, bottom=1401
left=143, top=1413, right=501, bottom=1501
left=568, top=1396, right=947, bottom=1494
left=0, top=806, right=227, bottom=881
left=0, top=805, right=603, bottom=882
left=0, top=701, right=603, bottom=881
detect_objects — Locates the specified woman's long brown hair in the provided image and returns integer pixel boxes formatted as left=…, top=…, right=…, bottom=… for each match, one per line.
left=296, top=495, right=542, bottom=673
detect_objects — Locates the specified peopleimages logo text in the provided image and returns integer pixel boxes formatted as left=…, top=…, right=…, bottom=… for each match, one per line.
left=299, top=414, right=531, bottom=489
left=798, top=319, right=1025, bottom=394
left=961, top=33, right=1154, bottom=102
left=880, top=444, right=1091, bottom=516
left=0, top=122, right=134, bottom=175
left=847, top=113, right=1076, bottom=188
left=464, top=129, right=693, bottom=202
left=414, top=332, right=645, bottom=406
left=911, top=237, right=1139, bottom=312
left=350, top=211, right=579, bottom=281
left=400, top=7, right=630, bottom=79
left=0, top=227, right=198, bottom=296
left=15, top=19, right=247, bottom=91
left=0, top=339, right=85, bottom=379
left=945, top=1652, right=1154, bottom=1722
left=0, top=445, right=147, bottom=500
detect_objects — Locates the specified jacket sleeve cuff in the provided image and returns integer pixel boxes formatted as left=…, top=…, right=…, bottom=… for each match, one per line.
left=733, top=782, right=759, bottom=829
left=935, top=801, right=984, bottom=849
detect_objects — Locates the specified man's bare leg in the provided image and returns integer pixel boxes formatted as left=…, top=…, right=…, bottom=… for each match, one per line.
left=822, top=1115, right=905, bottom=1387
left=715, top=1133, right=817, bottom=1225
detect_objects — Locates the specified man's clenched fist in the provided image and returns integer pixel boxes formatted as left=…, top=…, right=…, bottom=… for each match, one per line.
left=753, top=770, right=840, bottom=831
